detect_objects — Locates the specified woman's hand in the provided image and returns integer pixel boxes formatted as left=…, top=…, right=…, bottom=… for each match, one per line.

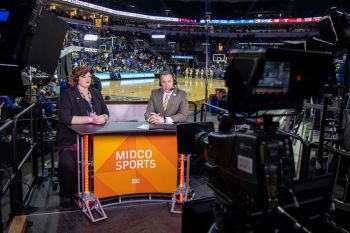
left=92, top=115, right=108, bottom=124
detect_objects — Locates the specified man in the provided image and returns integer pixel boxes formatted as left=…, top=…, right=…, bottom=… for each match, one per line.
left=145, top=71, right=188, bottom=124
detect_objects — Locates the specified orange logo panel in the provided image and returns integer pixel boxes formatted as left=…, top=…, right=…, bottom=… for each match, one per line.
left=93, top=134, right=178, bottom=198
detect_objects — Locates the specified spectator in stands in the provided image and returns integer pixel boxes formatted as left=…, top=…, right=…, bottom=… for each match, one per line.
left=0, top=96, right=17, bottom=109
left=90, top=68, right=102, bottom=92
left=47, top=77, right=57, bottom=97
left=337, top=54, right=350, bottom=84
left=145, top=71, right=188, bottom=124
left=38, top=92, right=56, bottom=136
left=57, top=66, right=109, bottom=208
left=41, top=92, right=56, bottom=117
left=0, top=96, right=18, bottom=123
left=59, top=77, right=68, bottom=94
left=18, top=95, right=34, bottom=109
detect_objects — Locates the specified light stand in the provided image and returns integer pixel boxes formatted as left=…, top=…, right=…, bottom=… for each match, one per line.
left=28, top=66, right=34, bottom=137
left=336, top=49, right=350, bottom=148
left=204, top=0, right=210, bottom=104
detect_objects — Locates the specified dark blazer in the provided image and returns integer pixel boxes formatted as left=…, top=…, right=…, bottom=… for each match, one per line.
left=144, top=88, right=188, bottom=123
left=57, top=86, right=109, bottom=150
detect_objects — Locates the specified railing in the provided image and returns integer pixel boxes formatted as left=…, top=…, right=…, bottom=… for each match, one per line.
left=276, top=129, right=308, bottom=179
left=302, top=142, right=350, bottom=212
left=200, top=103, right=228, bottom=122
left=0, top=104, right=40, bottom=233
left=188, top=101, right=198, bottom=122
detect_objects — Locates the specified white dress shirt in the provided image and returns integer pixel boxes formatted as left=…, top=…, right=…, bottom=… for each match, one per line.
left=163, top=91, right=174, bottom=124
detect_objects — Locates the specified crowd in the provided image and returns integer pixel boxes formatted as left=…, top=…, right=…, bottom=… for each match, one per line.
left=64, top=22, right=307, bottom=78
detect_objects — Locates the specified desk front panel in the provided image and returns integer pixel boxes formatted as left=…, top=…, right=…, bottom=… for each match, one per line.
left=93, top=134, right=178, bottom=198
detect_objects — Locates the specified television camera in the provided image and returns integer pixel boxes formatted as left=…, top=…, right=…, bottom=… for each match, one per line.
left=177, top=48, right=336, bottom=232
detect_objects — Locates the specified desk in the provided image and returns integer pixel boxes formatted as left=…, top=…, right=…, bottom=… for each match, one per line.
left=69, top=122, right=179, bottom=222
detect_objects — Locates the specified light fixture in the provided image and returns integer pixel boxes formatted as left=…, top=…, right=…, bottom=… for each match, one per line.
left=84, top=34, right=98, bottom=41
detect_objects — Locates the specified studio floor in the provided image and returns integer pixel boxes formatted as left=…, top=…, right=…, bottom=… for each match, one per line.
left=23, top=169, right=213, bottom=233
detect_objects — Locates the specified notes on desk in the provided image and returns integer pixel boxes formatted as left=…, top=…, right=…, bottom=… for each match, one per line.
left=137, top=124, right=150, bottom=130
left=137, top=123, right=176, bottom=130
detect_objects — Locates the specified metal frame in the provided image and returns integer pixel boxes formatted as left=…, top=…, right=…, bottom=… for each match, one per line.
left=75, top=130, right=188, bottom=218
left=171, top=154, right=191, bottom=214
left=76, top=134, right=107, bottom=222
left=0, top=104, right=39, bottom=233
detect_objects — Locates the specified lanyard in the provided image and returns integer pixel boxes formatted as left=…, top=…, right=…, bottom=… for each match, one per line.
left=78, top=87, right=93, bottom=114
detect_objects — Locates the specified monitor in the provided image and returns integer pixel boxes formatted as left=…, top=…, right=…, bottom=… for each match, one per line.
left=255, top=61, right=291, bottom=94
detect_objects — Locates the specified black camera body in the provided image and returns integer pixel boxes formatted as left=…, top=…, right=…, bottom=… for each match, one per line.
left=178, top=119, right=334, bottom=232
left=206, top=130, right=294, bottom=211
left=177, top=48, right=336, bottom=232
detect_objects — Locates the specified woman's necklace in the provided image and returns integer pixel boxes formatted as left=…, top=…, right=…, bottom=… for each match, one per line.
left=78, top=87, right=93, bottom=113
left=78, top=87, right=91, bottom=101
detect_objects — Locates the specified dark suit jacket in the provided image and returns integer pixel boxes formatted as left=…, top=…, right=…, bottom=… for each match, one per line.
left=144, top=88, right=188, bottom=123
left=57, top=86, right=109, bottom=150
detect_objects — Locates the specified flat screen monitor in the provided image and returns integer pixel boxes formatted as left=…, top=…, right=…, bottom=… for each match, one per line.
left=254, top=61, right=291, bottom=94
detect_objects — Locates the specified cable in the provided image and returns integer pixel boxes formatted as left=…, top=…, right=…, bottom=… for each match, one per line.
left=0, top=174, right=31, bottom=189
left=0, top=173, right=34, bottom=216
left=276, top=206, right=312, bottom=233
left=0, top=162, right=32, bottom=194
left=280, top=185, right=300, bottom=210
left=278, top=185, right=304, bottom=227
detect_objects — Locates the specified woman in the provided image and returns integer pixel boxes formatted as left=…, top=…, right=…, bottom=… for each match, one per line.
left=57, top=66, right=109, bottom=208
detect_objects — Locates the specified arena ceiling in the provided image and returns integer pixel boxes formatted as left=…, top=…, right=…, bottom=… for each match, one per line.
left=50, top=0, right=350, bottom=20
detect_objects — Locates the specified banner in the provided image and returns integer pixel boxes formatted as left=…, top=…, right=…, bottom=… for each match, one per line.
left=119, top=72, right=155, bottom=79
left=199, top=17, right=322, bottom=24
left=93, top=134, right=178, bottom=198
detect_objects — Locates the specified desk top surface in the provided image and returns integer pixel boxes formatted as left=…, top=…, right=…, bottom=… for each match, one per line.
left=69, top=121, right=176, bottom=135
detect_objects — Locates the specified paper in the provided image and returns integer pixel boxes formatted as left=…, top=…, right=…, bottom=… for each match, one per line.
left=137, top=124, right=149, bottom=130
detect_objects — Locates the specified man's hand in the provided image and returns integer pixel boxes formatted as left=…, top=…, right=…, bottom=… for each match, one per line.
left=149, top=112, right=165, bottom=124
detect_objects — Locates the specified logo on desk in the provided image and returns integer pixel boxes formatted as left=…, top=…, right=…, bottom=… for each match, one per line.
left=93, top=134, right=178, bottom=198
left=115, top=149, right=156, bottom=171
left=131, top=178, right=140, bottom=184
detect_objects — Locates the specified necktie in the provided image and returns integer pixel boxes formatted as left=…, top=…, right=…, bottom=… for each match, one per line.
left=163, top=94, right=169, bottom=111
